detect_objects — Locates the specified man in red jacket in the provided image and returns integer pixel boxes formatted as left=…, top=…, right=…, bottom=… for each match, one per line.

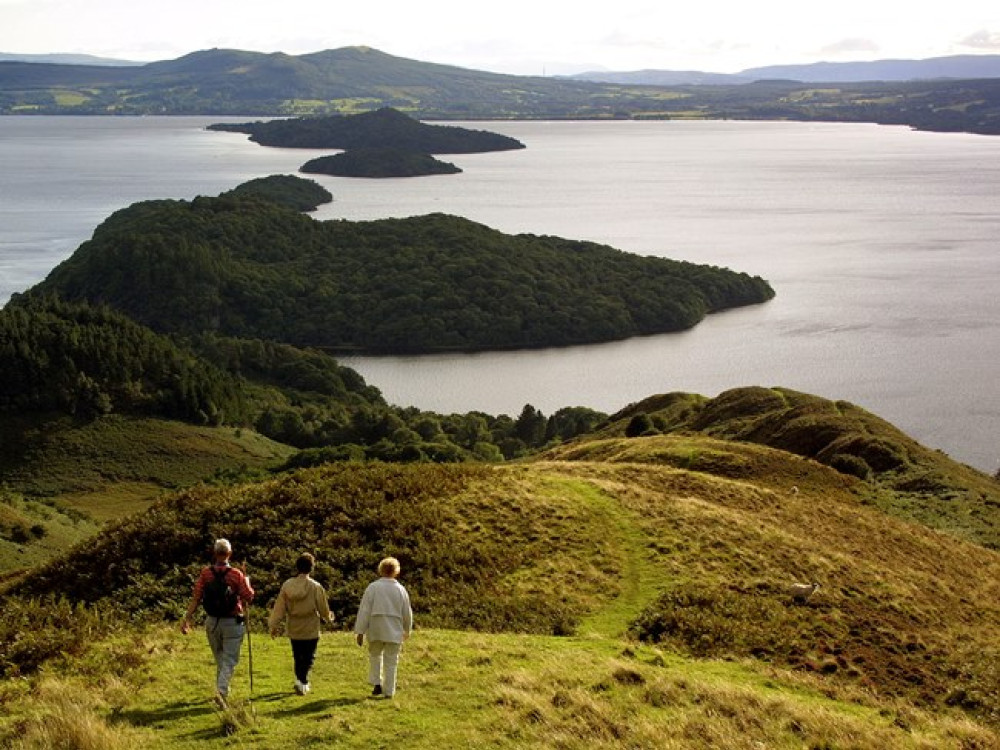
left=181, top=538, right=255, bottom=706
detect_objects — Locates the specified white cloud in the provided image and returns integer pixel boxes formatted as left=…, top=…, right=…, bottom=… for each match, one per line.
left=959, top=29, right=1000, bottom=50
left=819, top=38, right=881, bottom=57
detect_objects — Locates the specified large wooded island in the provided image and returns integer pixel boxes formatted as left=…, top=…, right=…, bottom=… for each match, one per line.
left=22, top=177, right=774, bottom=354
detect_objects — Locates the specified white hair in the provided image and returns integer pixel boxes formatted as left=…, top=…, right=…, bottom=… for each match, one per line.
left=213, top=538, right=232, bottom=556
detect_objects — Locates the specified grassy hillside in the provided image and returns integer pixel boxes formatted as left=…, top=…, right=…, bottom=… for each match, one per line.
left=597, top=386, right=1000, bottom=550
left=1, top=430, right=998, bottom=747
left=0, top=487, right=97, bottom=578
left=0, top=413, right=293, bottom=577
left=0, top=414, right=293, bottom=516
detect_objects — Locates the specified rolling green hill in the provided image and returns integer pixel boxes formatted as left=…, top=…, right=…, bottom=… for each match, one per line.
left=2, top=46, right=1000, bottom=134
left=589, top=386, right=1000, bottom=550
left=0, top=46, right=624, bottom=117
left=1, top=424, right=998, bottom=748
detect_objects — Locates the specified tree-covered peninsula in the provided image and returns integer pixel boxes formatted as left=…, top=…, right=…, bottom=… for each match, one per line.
left=207, top=106, right=525, bottom=152
left=23, top=180, right=774, bottom=354
left=301, top=147, right=462, bottom=178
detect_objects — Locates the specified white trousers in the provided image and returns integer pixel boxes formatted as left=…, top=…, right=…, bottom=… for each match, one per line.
left=367, top=640, right=402, bottom=696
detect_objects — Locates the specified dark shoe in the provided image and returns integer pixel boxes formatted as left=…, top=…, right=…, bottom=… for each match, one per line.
left=371, top=684, right=383, bottom=696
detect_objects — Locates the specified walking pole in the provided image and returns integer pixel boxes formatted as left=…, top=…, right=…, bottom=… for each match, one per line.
left=245, top=602, right=255, bottom=699
left=241, top=559, right=255, bottom=702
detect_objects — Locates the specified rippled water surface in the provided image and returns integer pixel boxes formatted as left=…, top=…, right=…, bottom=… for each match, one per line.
left=1, top=117, right=997, bottom=472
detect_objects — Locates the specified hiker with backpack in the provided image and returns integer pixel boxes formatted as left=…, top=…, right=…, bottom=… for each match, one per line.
left=181, top=538, right=255, bottom=706
left=268, top=552, right=335, bottom=695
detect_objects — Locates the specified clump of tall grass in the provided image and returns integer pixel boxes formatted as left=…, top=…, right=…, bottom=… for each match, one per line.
left=216, top=698, right=256, bottom=737
left=3, top=677, right=141, bottom=750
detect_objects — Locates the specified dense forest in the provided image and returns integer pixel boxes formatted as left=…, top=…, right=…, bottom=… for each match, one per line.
left=0, top=296, right=248, bottom=424
left=0, top=296, right=606, bottom=464
left=209, top=107, right=525, bottom=152
left=22, top=183, right=774, bottom=354
left=300, top=148, right=462, bottom=178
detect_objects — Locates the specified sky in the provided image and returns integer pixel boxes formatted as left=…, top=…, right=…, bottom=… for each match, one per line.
left=3, top=0, right=1000, bottom=75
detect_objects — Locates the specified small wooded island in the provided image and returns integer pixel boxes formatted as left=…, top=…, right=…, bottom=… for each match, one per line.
left=208, top=107, right=525, bottom=152
left=210, top=107, right=518, bottom=178
left=301, top=147, right=462, bottom=178
left=24, top=176, right=774, bottom=354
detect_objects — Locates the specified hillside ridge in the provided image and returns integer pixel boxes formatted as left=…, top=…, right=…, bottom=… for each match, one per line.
left=2, top=46, right=1000, bottom=134
left=2, top=438, right=999, bottom=745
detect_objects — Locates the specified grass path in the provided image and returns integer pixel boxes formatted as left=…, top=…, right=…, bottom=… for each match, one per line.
left=563, top=477, right=665, bottom=639
left=112, top=475, right=665, bottom=747
left=88, top=626, right=669, bottom=748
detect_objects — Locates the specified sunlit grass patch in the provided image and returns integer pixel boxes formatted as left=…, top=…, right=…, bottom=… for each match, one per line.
left=2, top=676, right=144, bottom=750
left=52, top=90, right=92, bottom=106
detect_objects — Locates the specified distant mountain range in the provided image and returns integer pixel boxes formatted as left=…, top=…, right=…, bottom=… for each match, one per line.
left=2, top=47, right=1000, bottom=134
left=7, top=49, right=1000, bottom=83
left=0, top=47, right=616, bottom=117
left=0, top=51, right=142, bottom=66
left=567, top=54, right=1000, bottom=85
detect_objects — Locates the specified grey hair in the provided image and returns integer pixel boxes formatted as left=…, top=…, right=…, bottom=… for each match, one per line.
left=213, top=538, right=232, bottom=556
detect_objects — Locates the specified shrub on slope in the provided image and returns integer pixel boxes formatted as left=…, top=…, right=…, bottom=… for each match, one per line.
left=7, top=463, right=623, bottom=639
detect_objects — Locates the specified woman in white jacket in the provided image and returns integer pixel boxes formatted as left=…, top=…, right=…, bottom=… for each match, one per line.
left=354, top=557, right=413, bottom=698
left=268, top=553, right=334, bottom=695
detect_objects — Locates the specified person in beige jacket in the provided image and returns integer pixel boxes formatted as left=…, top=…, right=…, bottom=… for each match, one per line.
left=268, top=553, right=334, bottom=695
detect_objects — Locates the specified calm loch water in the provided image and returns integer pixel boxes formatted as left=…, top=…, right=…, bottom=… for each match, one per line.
left=1, top=117, right=997, bottom=472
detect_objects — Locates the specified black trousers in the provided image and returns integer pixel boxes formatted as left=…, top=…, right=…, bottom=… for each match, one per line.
left=290, top=638, right=319, bottom=684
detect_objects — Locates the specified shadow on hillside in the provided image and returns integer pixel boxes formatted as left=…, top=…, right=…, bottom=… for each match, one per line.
left=116, top=699, right=214, bottom=725
left=270, top=696, right=365, bottom=717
